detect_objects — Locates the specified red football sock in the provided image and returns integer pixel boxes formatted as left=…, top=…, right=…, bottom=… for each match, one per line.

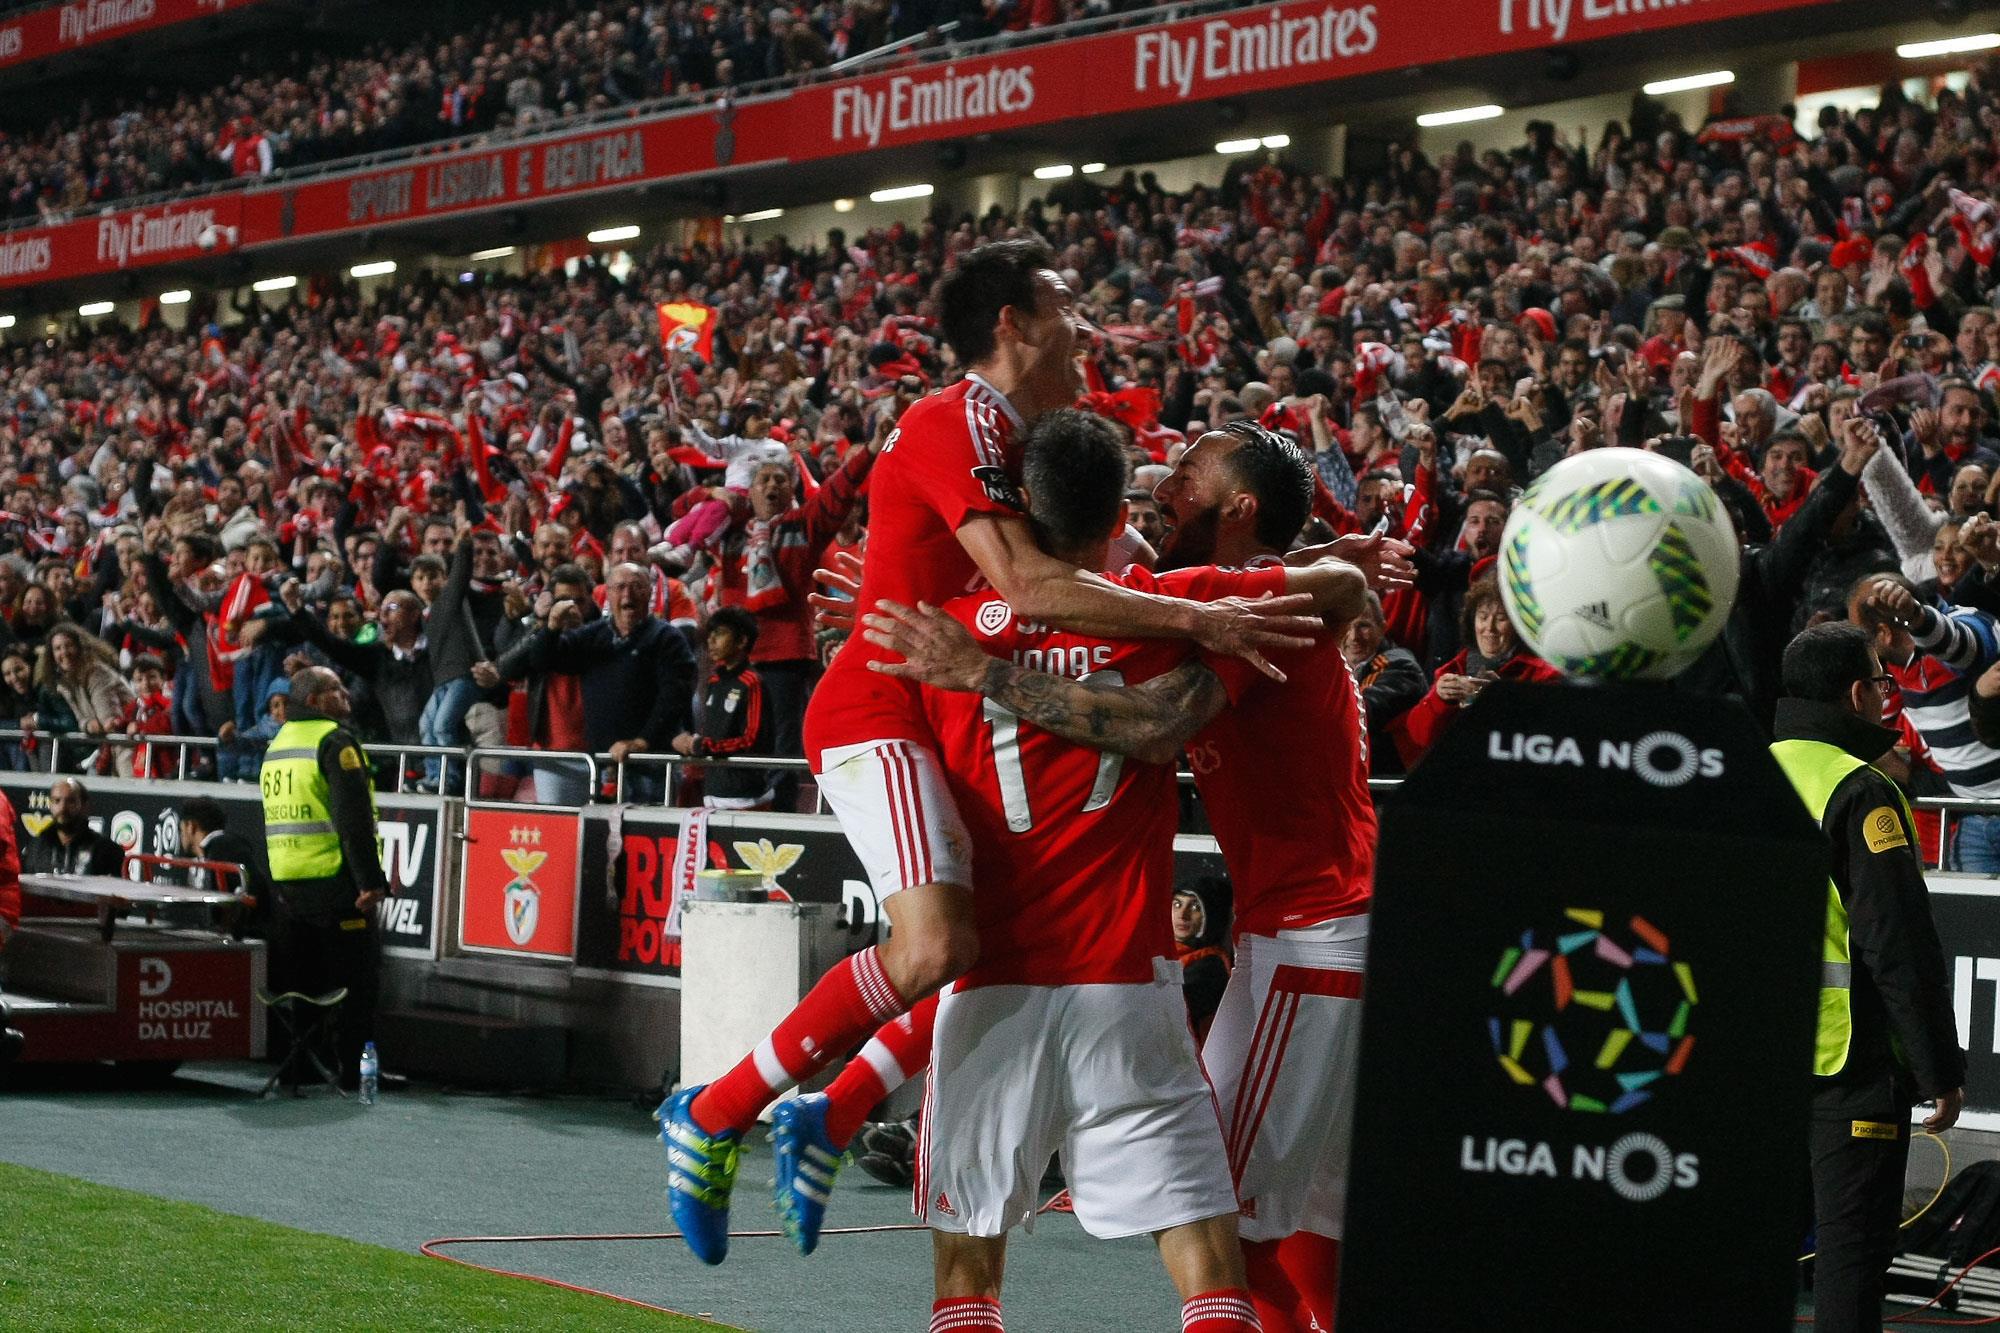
left=822, top=992, right=938, bottom=1148
left=930, top=1295, right=1004, bottom=1332
left=1275, top=1233, right=1339, bottom=1330
left=1242, top=1241, right=1308, bottom=1332
left=1183, top=1288, right=1263, bottom=1332
left=690, top=946, right=908, bottom=1135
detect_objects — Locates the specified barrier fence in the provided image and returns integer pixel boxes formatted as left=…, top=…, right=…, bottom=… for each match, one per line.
left=9, top=747, right=2000, bottom=1124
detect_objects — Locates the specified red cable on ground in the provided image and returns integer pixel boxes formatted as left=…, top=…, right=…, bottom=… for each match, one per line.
left=1789, top=1243, right=2000, bottom=1327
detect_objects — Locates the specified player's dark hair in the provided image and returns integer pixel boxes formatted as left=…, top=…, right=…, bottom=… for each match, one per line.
left=1219, top=420, right=1315, bottom=552
left=549, top=562, right=591, bottom=591
left=180, top=797, right=226, bottom=835
left=938, top=239, right=1055, bottom=366
left=1781, top=622, right=1876, bottom=702
left=706, top=605, right=760, bottom=650
left=1023, top=409, right=1128, bottom=560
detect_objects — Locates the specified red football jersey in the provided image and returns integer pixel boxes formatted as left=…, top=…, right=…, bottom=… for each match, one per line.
left=805, top=374, right=1024, bottom=768
left=924, top=566, right=1278, bottom=989
left=1185, top=555, right=1377, bottom=936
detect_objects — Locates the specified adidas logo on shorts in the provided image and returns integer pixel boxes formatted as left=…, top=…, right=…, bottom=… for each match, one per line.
left=934, top=1191, right=957, bottom=1217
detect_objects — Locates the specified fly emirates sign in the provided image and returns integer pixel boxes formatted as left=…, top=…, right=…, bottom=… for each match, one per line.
left=1132, top=4, right=1380, bottom=98
left=824, top=4, right=1380, bottom=150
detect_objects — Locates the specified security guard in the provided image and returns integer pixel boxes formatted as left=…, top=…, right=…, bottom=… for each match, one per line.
left=1770, top=622, right=1965, bottom=1333
left=260, top=666, right=390, bottom=1088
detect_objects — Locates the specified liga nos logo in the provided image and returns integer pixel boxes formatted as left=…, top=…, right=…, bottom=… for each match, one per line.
left=1485, top=727, right=1724, bottom=788
left=1465, top=907, right=1701, bottom=1203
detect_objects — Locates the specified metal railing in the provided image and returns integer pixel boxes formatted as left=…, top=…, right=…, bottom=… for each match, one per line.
left=12, top=723, right=2000, bottom=875
left=0, top=0, right=1256, bottom=233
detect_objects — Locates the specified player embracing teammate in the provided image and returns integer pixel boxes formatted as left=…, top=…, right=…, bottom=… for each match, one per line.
left=656, top=239, right=1318, bottom=1320
left=870, top=421, right=1393, bottom=1332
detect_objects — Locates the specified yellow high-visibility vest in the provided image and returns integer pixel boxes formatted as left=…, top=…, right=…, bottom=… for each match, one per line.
left=1770, top=738, right=1914, bottom=1077
left=260, top=718, right=374, bottom=881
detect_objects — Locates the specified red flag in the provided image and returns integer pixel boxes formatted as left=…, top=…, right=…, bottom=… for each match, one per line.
left=657, top=302, right=718, bottom=362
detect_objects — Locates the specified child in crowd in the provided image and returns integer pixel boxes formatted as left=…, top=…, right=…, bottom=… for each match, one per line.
left=674, top=607, right=769, bottom=809
left=120, top=654, right=175, bottom=779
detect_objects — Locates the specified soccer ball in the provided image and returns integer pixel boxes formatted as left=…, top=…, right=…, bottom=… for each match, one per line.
left=1499, top=448, right=1739, bottom=681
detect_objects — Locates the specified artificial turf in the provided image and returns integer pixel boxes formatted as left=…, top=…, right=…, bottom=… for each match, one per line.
left=0, top=1161, right=734, bottom=1331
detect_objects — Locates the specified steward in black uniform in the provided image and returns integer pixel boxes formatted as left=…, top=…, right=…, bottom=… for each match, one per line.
left=1771, top=623, right=1965, bottom=1333
left=260, top=667, right=391, bottom=1088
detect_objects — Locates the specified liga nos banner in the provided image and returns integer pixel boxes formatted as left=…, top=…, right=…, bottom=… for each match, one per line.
left=1343, top=682, right=1825, bottom=1330
left=0, top=0, right=1835, bottom=286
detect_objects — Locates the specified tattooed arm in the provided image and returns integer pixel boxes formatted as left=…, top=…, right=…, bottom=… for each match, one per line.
left=976, top=655, right=1228, bottom=765
left=864, top=600, right=1226, bottom=765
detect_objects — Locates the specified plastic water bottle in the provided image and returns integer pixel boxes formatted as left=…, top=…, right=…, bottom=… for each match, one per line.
left=359, top=1042, right=379, bottom=1106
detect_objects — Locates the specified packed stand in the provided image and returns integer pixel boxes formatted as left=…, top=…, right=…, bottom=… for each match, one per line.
left=0, top=0, right=1129, bottom=226
left=0, top=66, right=1994, bottom=834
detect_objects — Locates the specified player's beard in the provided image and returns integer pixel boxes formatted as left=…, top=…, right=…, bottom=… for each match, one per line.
left=1156, top=504, right=1219, bottom=571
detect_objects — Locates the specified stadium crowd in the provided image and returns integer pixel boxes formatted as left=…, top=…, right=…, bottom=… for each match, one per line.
left=1, top=0, right=1121, bottom=225
left=0, top=59, right=1996, bottom=841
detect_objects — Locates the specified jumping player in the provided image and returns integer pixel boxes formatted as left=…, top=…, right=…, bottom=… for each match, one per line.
left=657, top=242, right=1320, bottom=1264
left=869, top=422, right=1387, bottom=1332
left=912, top=410, right=1366, bottom=1333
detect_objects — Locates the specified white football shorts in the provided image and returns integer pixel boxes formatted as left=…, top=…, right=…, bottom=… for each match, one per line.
left=917, top=960, right=1240, bottom=1241
left=815, top=739, right=974, bottom=901
left=1203, top=914, right=1368, bottom=1243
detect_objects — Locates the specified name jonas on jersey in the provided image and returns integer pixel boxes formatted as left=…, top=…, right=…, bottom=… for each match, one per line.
left=1013, top=643, right=1114, bottom=678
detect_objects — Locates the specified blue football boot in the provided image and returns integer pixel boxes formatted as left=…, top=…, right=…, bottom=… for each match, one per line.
left=770, top=1093, right=845, bottom=1255
left=657, top=1086, right=741, bottom=1265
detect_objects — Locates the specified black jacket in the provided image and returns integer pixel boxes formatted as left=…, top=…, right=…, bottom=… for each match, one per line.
left=1675, top=463, right=1863, bottom=730
left=1773, top=697, right=1966, bottom=1119
left=23, top=825, right=122, bottom=877
left=290, top=613, right=432, bottom=746
left=511, top=615, right=696, bottom=753
left=1353, top=645, right=1426, bottom=776
left=192, top=827, right=273, bottom=937
left=695, top=660, right=768, bottom=801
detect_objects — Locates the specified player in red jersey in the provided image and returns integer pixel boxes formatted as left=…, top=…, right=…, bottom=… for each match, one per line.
left=868, top=421, right=1399, bottom=1332
left=910, top=411, right=1365, bottom=1333
left=660, top=241, right=1321, bottom=1265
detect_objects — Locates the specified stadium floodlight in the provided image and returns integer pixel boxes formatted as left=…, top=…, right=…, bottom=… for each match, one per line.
left=1642, top=70, right=1734, bottom=95
left=1216, top=138, right=1261, bottom=154
left=1081, top=163, right=1107, bottom=174
left=870, top=184, right=934, bottom=202
left=252, top=275, right=297, bottom=292
left=159, top=290, right=191, bottom=305
left=469, top=246, right=516, bottom=260
left=586, top=224, right=641, bottom=243
left=78, top=301, right=114, bottom=316
left=1416, top=104, right=1505, bottom=128
left=1033, top=164, right=1074, bottom=180
left=735, top=208, right=784, bottom=222
left=833, top=198, right=856, bottom=212
left=1898, top=33, right=2000, bottom=58
left=0, top=315, right=13, bottom=329
left=1260, top=134, right=1291, bottom=149
left=349, top=260, right=397, bottom=278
